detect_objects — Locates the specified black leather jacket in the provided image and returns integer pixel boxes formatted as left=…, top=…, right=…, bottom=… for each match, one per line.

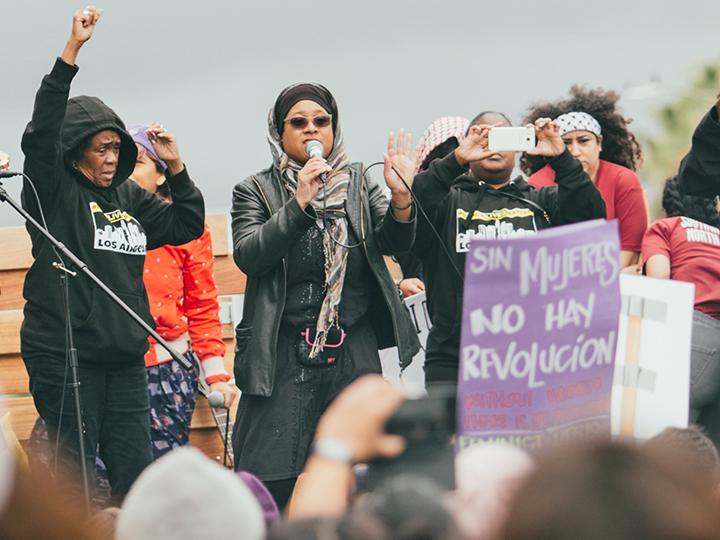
left=231, top=163, right=421, bottom=396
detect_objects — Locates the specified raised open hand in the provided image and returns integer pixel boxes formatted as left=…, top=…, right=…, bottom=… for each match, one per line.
left=454, top=124, right=494, bottom=166
left=384, top=129, right=419, bottom=198
left=526, top=117, right=565, bottom=157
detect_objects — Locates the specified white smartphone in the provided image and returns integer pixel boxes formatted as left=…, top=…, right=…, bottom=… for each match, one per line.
left=488, top=127, right=536, bottom=152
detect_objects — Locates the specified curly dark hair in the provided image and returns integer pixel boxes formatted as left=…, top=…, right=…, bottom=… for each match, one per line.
left=662, top=176, right=720, bottom=228
left=520, top=86, right=643, bottom=175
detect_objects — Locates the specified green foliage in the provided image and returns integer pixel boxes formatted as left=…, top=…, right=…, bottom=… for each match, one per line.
left=638, top=61, right=720, bottom=217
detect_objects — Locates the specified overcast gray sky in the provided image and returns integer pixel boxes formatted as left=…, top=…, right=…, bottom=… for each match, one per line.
left=1, top=0, right=719, bottom=227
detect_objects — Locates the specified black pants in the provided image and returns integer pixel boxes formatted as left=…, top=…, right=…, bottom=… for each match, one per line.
left=233, top=318, right=381, bottom=484
left=24, top=355, right=153, bottom=505
left=688, top=311, right=720, bottom=444
left=264, top=478, right=298, bottom=512
left=424, top=348, right=459, bottom=385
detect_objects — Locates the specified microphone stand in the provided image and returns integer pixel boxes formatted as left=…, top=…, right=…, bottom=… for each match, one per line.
left=0, top=178, right=193, bottom=511
left=220, top=405, right=230, bottom=468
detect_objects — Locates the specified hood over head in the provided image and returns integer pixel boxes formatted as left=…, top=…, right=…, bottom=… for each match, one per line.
left=61, top=95, right=136, bottom=188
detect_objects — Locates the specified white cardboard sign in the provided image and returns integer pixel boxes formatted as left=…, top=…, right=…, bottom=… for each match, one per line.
left=380, top=291, right=430, bottom=394
left=611, top=274, right=695, bottom=440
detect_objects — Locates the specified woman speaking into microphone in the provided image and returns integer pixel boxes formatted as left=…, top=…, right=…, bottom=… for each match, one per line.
left=230, top=83, right=420, bottom=508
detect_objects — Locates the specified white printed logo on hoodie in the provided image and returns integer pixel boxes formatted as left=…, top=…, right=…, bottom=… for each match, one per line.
left=89, top=201, right=147, bottom=255
left=454, top=207, right=538, bottom=253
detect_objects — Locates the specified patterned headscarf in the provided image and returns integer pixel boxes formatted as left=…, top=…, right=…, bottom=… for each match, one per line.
left=267, top=83, right=351, bottom=357
left=555, top=111, right=602, bottom=137
left=416, top=116, right=470, bottom=172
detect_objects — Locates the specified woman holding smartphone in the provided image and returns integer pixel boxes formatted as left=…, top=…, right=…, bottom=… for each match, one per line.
left=405, top=113, right=606, bottom=387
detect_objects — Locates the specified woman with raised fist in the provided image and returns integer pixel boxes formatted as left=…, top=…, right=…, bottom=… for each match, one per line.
left=20, top=6, right=204, bottom=504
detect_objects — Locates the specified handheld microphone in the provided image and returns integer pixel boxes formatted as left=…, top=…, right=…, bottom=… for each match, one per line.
left=305, top=140, right=327, bottom=183
left=207, top=391, right=226, bottom=409
left=0, top=171, right=21, bottom=179
left=305, top=140, right=324, bottom=160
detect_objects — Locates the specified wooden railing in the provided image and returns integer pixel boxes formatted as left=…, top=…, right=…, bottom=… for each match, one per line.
left=0, top=213, right=246, bottom=462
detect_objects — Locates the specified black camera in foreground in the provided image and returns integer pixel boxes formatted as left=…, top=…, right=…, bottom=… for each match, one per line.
left=363, top=384, right=457, bottom=490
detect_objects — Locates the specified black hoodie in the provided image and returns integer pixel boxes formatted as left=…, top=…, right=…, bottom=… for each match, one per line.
left=20, top=58, right=205, bottom=365
left=678, top=105, right=720, bottom=198
left=411, top=150, right=606, bottom=383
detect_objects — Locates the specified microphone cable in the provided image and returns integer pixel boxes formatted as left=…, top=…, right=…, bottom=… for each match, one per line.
left=321, top=161, right=465, bottom=283
left=387, top=163, right=465, bottom=282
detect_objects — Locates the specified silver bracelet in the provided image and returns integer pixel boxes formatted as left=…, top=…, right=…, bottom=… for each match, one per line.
left=314, top=438, right=353, bottom=464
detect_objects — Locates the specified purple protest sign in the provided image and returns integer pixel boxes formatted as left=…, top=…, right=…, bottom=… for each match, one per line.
left=457, top=219, right=621, bottom=450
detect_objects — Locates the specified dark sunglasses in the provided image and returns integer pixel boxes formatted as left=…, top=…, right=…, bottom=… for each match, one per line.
left=284, top=115, right=332, bottom=130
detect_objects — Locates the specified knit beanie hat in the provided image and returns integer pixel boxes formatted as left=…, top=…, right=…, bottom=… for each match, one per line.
left=116, top=447, right=265, bottom=540
left=236, top=470, right=280, bottom=526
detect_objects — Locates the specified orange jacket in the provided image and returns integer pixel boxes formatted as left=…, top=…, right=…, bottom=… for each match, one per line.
left=143, top=224, right=229, bottom=384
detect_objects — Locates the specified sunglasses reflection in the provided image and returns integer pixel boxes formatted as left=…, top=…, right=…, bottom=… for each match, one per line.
left=284, top=115, right=332, bottom=129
